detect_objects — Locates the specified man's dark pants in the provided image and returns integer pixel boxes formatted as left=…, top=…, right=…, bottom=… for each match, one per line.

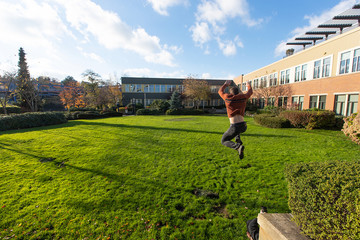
left=221, top=122, right=247, bottom=149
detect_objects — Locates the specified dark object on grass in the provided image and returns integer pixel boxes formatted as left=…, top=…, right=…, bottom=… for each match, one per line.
left=192, top=188, right=219, bottom=199
left=39, top=157, right=55, bottom=163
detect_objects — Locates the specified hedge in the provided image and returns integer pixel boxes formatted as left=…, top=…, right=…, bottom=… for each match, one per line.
left=285, top=161, right=360, bottom=240
left=342, top=113, right=360, bottom=145
left=165, top=108, right=205, bottom=115
left=136, top=109, right=163, bottom=115
left=253, top=114, right=291, bottom=128
left=65, top=111, right=123, bottom=120
left=0, top=106, right=22, bottom=114
left=0, top=112, right=67, bottom=131
left=279, top=110, right=336, bottom=129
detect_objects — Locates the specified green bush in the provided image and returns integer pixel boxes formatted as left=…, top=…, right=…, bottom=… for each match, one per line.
left=0, top=112, right=67, bottom=131
left=65, top=110, right=122, bottom=120
left=342, top=113, right=360, bottom=145
left=253, top=114, right=291, bottom=128
left=100, top=111, right=123, bottom=118
left=0, top=106, right=22, bottom=114
left=136, top=109, right=163, bottom=115
left=69, top=107, right=97, bottom=112
left=280, top=110, right=336, bottom=129
left=165, top=108, right=205, bottom=115
left=285, top=161, right=360, bottom=240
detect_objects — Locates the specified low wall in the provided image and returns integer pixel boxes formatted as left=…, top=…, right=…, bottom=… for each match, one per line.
left=258, top=213, right=310, bottom=240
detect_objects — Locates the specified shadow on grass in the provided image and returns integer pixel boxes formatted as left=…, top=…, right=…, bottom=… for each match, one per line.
left=0, top=119, right=295, bottom=143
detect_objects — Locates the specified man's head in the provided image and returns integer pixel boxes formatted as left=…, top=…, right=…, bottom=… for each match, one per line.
left=230, top=86, right=240, bottom=95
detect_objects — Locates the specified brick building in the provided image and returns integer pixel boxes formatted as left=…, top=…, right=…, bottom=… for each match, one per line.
left=234, top=4, right=360, bottom=116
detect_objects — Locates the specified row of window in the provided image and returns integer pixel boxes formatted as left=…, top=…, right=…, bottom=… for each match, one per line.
left=124, top=84, right=183, bottom=93
left=130, top=98, right=224, bottom=107
left=123, top=84, right=222, bottom=93
left=243, top=47, right=360, bottom=91
left=253, top=93, right=358, bottom=116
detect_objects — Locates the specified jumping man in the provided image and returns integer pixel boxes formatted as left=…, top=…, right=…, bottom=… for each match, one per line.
left=218, top=80, right=253, bottom=159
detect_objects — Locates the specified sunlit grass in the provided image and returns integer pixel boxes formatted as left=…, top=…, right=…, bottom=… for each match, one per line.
left=0, top=115, right=359, bottom=239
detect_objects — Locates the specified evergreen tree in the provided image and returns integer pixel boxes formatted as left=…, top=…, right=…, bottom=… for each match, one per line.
left=169, top=91, right=182, bottom=110
left=17, top=47, right=38, bottom=111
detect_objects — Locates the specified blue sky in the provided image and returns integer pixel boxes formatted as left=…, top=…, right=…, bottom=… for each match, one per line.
left=0, top=0, right=359, bottom=82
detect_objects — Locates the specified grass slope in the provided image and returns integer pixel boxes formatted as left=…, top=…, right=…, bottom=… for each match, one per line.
left=0, top=116, right=359, bottom=239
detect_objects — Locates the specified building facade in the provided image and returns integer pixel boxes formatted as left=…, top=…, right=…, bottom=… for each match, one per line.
left=234, top=5, right=360, bottom=116
left=121, top=77, right=228, bottom=107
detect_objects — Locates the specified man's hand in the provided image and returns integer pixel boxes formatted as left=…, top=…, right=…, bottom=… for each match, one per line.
left=246, top=81, right=252, bottom=89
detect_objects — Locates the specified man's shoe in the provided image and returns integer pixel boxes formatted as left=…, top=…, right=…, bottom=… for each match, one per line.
left=237, top=145, right=245, bottom=159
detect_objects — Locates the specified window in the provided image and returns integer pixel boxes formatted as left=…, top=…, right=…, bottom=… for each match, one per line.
left=301, top=64, right=307, bottom=81
left=280, top=71, right=285, bottom=84
left=319, top=95, right=326, bottom=110
left=292, top=96, right=304, bottom=110
left=278, top=96, right=288, bottom=107
left=155, top=85, right=161, bottom=93
left=339, top=51, right=351, bottom=74
left=347, top=94, right=358, bottom=116
left=167, top=85, right=176, bottom=92
left=309, top=95, right=327, bottom=109
left=254, top=79, right=259, bottom=89
left=353, top=48, right=360, bottom=72
left=260, top=76, right=267, bottom=88
left=285, top=69, right=290, bottom=83
left=334, top=95, right=346, bottom=115
left=267, top=97, right=275, bottom=106
left=295, top=66, right=300, bottom=82
left=161, top=85, right=166, bottom=92
left=125, top=84, right=130, bottom=92
left=299, top=96, right=304, bottom=110
left=322, top=57, right=331, bottom=77
left=309, top=96, right=318, bottom=109
left=269, top=73, right=277, bottom=86
left=259, top=98, right=265, bottom=109
left=242, top=83, right=246, bottom=91
left=313, top=60, right=321, bottom=79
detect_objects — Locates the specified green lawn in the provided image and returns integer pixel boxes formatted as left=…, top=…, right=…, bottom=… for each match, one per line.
left=0, top=115, right=359, bottom=240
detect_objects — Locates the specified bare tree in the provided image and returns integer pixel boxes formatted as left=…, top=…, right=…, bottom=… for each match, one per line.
left=272, top=84, right=293, bottom=108
left=183, top=77, right=211, bottom=109
left=0, top=72, right=16, bottom=115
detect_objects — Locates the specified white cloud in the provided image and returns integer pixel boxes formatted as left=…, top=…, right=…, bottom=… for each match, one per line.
left=77, top=47, right=105, bottom=63
left=201, top=73, right=212, bottom=79
left=0, top=0, right=71, bottom=55
left=190, top=0, right=262, bottom=56
left=55, top=0, right=178, bottom=66
left=274, top=0, right=358, bottom=56
left=217, top=39, right=236, bottom=56
left=146, top=0, right=188, bottom=16
left=122, top=68, right=185, bottom=78
left=190, top=22, right=212, bottom=45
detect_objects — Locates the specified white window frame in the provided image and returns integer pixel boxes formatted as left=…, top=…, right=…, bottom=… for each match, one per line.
left=333, top=92, right=359, bottom=116
left=337, top=47, right=360, bottom=76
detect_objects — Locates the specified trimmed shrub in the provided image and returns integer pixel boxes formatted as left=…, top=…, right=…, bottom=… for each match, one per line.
left=165, top=108, right=205, bottom=115
left=69, top=107, right=97, bottom=112
left=280, top=110, right=336, bottom=129
left=0, top=106, right=22, bottom=114
left=136, top=109, right=163, bottom=115
left=285, top=161, right=360, bottom=240
left=0, top=112, right=67, bottom=131
left=100, top=111, right=123, bottom=118
left=253, top=114, right=291, bottom=128
left=342, top=113, right=360, bottom=145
